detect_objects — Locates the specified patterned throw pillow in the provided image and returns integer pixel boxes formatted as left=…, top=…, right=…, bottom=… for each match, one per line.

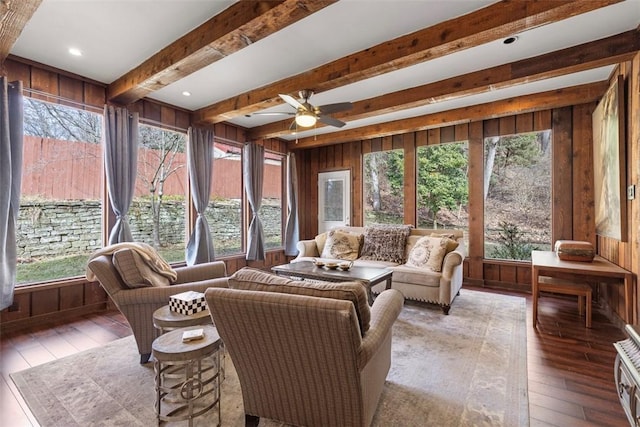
left=112, top=249, right=171, bottom=288
left=320, top=230, right=362, bottom=260
left=406, top=236, right=449, bottom=272
left=360, top=225, right=412, bottom=264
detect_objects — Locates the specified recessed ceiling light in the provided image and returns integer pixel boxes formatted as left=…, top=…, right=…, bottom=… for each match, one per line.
left=503, top=36, right=518, bottom=45
left=182, top=91, right=191, bottom=97
left=68, top=47, right=82, bottom=56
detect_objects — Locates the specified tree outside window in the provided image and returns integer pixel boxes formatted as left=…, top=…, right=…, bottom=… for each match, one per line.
left=417, top=143, right=469, bottom=230
left=130, top=125, right=187, bottom=263
left=483, top=131, right=552, bottom=260
left=363, top=149, right=404, bottom=225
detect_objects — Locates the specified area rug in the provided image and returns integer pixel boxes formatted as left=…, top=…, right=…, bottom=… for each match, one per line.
left=11, top=289, right=529, bottom=426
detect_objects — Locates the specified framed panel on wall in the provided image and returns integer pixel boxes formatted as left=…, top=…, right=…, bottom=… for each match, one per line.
left=592, top=74, right=627, bottom=241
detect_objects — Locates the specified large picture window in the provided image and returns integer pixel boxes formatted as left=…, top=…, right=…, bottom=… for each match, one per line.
left=262, top=152, right=283, bottom=250
left=363, top=149, right=404, bottom=225
left=483, top=131, right=552, bottom=261
left=417, top=142, right=469, bottom=249
left=130, top=124, right=187, bottom=263
left=17, top=98, right=103, bottom=284
left=207, top=142, right=243, bottom=257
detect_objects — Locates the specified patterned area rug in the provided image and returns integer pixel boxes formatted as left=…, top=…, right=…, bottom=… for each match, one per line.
left=11, top=289, right=529, bottom=426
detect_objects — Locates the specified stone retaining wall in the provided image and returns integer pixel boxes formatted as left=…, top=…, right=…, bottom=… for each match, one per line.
left=17, top=199, right=282, bottom=260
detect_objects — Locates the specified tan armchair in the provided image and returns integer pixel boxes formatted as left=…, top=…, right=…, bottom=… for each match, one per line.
left=87, top=254, right=228, bottom=363
left=205, top=280, right=404, bottom=427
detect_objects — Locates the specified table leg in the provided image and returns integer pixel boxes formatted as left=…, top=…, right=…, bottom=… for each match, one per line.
left=625, top=273, right=634, bottom=324
left=532, top=266, right=539, bottom=328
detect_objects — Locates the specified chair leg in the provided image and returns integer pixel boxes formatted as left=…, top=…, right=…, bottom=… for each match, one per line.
left=586, top=290, right=592, bottom=329
left=245, top=414, right=260, bottom=427
left=140, top=353, right=151, bottom=364
left=441, top=305, right=450, bottom=315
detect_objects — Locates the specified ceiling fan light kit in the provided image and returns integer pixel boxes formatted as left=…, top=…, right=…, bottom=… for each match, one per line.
left=295, top=111, right=317, bottom=127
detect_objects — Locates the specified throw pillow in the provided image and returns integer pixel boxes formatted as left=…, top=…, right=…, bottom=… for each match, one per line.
left=430, top=233, right=459, bottom=254
left=315, top=232, right=328, bottom=255
left=360, top=225, right=412, bottom=264
left=112, top=248, right=171, bottom=288
left=406, top=236, right=449, bottom=272
left=228, top=267, right=371, bottom=334
left=320, top=230, right=361, bottom=260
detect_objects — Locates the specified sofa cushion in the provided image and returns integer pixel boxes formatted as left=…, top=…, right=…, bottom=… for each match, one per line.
left=320, top=230, right=362, bottom=261
left=228, top=267, right=371, bottom=334
left=406, top=236, right=450, bottom=272
left=360, top=225, right=412, bottom=264
left=390, top=264, right=442, bottom=287
left=112, top=248, right=171, bottom=288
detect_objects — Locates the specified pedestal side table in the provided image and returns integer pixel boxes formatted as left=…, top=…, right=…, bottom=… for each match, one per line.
left=153, top=305, right=212, bottom=335
left=152, top=324, right=223, bottom=427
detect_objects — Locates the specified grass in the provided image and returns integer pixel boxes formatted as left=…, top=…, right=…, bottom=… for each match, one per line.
left=16, top=238, right=283, bottom=285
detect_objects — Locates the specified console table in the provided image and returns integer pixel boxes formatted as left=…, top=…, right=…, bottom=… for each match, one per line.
left=531, top=250, right=634, bottom=324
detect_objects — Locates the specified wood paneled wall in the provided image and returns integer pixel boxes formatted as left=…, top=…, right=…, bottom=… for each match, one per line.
left=295, top=79, right=638, bottom=324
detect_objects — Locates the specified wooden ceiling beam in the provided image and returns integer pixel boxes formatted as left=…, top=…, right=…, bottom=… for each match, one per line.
left=194, top=0, right=621, bottom=124
left=0, top=0, right=42, bottom=68
left=107, top=0, right=336, bottom=105
left=288, top=81, right=608, bottom=149
left=249, top=28, right=640, bottom=139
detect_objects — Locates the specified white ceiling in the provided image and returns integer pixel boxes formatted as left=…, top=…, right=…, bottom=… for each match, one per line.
left=9, top=0, right=640, bottom=141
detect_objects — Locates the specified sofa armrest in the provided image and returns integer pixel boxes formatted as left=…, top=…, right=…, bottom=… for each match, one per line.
left=295, top=240, right=320, bottom=259
left=358, top=289, right=404, bottom=367
left=441, top=250, right=463, bottom=281
left=174, top=260, right=227, bottom=283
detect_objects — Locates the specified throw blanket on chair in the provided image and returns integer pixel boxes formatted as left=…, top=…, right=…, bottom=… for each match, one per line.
left=85, top=242, right=177, bottom=283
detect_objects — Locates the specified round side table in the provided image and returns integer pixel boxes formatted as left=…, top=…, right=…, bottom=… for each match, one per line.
left=153, top=305, right=212, bottom=334
left=152, top=324, right=223, bottom=427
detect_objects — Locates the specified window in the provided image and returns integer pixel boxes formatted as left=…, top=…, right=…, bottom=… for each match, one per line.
left=363, top=149, right=404, bottom=225
left=129, top=124, right=187, bottom=263
left=262, top=152, right=283, bottom=250
left=417, top=143, right=469, bottom=229
left=207, top=142, right=243, bottom=257
left=483, top=131, right=552, bottom=260
left=417, top=142, right=469, bottom=247
left=17, top=98, right=102, bottom=284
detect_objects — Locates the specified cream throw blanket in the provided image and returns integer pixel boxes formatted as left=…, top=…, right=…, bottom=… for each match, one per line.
left=85, top=242, right=178, bottom=282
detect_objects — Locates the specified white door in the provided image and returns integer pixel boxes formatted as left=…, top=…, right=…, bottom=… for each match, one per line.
left=318, top=170, right=351, bottom=233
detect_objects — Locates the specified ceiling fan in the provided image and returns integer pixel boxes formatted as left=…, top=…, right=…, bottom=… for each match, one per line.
left=248, top=89, right=352, bottom=129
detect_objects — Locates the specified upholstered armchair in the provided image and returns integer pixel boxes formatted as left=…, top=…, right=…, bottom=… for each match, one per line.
left=87, top=246, right=228, bottom=364
left=204, top=268, right=404, bottom=427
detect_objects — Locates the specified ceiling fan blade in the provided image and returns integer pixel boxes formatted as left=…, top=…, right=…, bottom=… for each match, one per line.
left=246, top=112, right=295, bottom=117
left=316, top=102, right=352, bottom=115
left=279, top=94, right=306, bottom=111
left=318, top=114, right=346, bottom=128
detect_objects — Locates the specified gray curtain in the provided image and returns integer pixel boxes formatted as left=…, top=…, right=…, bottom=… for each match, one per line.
left=0, top=78, right=24, bottom=310
left=104, top=105, right=138, bottom=244
left=185, top=127, right=215, bottom=265
left=284, top=152, right=299, bottom=256
left=243, top=143, right=265, bottom=261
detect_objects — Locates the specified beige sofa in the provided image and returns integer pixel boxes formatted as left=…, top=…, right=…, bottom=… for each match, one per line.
left=294, top=226, right=465, bottom=314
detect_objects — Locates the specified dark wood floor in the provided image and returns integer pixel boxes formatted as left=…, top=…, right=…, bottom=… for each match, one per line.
left=0, top=288, right=630, bottom=426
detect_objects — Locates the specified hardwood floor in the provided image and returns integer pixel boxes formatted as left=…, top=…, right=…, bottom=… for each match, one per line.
left=0, top=289, right=630, bottom=426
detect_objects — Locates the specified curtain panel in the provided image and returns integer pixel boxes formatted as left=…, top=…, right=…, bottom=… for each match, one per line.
left=243, top=143, right=265, bottom=261
left=0, top=78, right=24, bottom=310
left=284, top=152, right=299, bottom=256
left=104, top=105, right=139, bottom=244
left=185, top=127, right=215, bottom=265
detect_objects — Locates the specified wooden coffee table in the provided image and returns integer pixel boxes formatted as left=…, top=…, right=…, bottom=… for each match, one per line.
left=271, top=261, right=393, bottom=304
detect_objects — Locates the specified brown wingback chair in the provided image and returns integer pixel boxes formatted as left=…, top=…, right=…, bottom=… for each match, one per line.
left=204, top=269, right=404, bottom=427
left=87, top=253, right=228, bottom=363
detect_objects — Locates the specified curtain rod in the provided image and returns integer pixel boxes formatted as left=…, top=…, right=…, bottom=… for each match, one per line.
left=21, top=87, right=104, bottom=113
